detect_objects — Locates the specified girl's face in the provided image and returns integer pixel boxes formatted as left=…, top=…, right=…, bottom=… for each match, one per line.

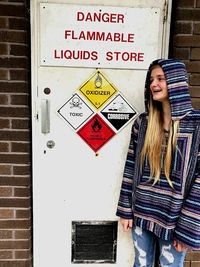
left=149, top=66, right=168, bottom=103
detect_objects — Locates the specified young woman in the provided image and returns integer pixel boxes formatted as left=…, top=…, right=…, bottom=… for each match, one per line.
left=116, top=59, right=200, bottom=267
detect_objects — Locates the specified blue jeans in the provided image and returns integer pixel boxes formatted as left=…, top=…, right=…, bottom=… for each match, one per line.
left=132, top=226, right=187, bottom=267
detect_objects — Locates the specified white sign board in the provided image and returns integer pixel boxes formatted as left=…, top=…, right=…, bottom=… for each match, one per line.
left=40, top=3, right=160, bottom=69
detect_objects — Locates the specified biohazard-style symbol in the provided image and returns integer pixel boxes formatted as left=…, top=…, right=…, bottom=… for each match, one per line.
left=70, top=96, right=82, bottom=109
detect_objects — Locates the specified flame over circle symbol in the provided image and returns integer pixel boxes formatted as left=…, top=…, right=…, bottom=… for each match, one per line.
left=92, top=119, right=102, bottom=132
left=94, top=73, right=102, bottom=89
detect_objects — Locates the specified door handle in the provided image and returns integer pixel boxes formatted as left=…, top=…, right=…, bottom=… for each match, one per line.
left=41, top=99, right=50, bottom=134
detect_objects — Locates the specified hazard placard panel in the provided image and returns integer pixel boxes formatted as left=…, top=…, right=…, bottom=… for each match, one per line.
left=79, top=71, right=117, bottom=110
left=57, top=93, right=94, bottom=130
left=101, top=93, right=137, bottom=131
left=57, top=70, right=138, bottom=152
left=77, top=114, right=116, bottom=152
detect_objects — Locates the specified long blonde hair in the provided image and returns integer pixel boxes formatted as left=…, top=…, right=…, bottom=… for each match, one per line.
left=140, top=92, right=179, bottom=187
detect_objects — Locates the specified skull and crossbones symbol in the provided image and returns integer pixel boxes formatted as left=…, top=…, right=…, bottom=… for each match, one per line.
left=70, top=96, right=82, bottom=109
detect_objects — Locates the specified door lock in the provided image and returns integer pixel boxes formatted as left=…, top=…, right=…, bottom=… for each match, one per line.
left=46, top=140, right=55, bottom=149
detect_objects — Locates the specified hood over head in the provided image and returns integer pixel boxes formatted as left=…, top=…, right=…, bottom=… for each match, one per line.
left=145, top=58, right=193, bottom=120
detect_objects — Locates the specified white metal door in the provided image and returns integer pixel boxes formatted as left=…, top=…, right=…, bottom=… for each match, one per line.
left=31, top=1, right=172, bottom=266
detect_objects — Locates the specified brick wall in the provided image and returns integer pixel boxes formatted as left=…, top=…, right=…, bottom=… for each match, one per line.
left=169, top=0, right=200, bottom=110
left=0, top=0, right=32, bottom=267
left=169, top=1, right=200, bottom=266
left=0, top=0, right=200, bottom=267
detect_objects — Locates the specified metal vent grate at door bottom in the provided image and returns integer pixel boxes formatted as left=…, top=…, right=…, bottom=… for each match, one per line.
left=71, top=221, right=118, bottom=264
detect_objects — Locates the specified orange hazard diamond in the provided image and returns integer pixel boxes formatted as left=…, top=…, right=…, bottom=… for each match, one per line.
left=79, top=71, right=117, bottom=110
left=77, top=114, right=115, bottom=152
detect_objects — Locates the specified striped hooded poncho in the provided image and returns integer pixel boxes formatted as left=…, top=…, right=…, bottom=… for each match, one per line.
left=116, top=59, right=200, bottom=250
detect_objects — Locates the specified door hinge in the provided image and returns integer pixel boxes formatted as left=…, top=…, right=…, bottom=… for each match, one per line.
left=163, top=0, right=169, bottom=23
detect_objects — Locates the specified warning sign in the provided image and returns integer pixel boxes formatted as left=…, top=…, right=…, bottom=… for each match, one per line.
left=57, top=71, right=138, bottom=152
left=57, top=93, right=94, bottom=130
left=100, top=94, right=138, bottom=131
left=40, top=3, right=160, bottom=69
left=77, top=114, right=115, bottom=152
left=79, top=71, right=117, bottom=110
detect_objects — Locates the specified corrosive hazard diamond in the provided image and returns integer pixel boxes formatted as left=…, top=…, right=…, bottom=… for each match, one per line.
left=100, top=93, right=138, bottom=131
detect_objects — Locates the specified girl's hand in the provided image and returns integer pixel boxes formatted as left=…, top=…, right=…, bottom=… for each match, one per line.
left=120, top=218, right=133, bottom=232
left=173, top=240, right=188, bottom=252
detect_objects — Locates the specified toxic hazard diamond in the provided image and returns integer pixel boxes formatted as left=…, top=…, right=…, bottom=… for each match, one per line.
left=77, top=114, right=115, bottom=152
left=100, top=93, right=138, bottom=131
left=79, top=71, right=117, bottom=110
left=57, top=93, right=94, bottom=130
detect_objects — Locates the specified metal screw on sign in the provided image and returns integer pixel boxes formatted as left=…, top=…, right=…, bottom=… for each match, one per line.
left=46, top=140, right=55, bottom=149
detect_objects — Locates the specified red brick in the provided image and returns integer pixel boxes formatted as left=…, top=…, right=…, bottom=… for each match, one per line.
left=192, top=98, right=200, bottom=109
left=13, top=165, right=30, bottom=175
left=0, top=119, right=10, bottom=129
left=194, top=23, right=200, bottom=34
left=9, top=18, right=29, bottom=31
left=14, top=229, right=31, bottom=240
left=14, top=187, right=30, bottom=197
left=191, top=48, right=200, bottom=60
left=10, top=95, right=29, bottom=106
left=0, top=241, right=30, bottom=250
left=173, top=35, right=200, bottom=47
left=175, top=9, right=200, bottom=21
left=0, top=198, right=30, bottom=208
left=0, top=107, right=29, bottom=117
left=190, top=74, right=200, bottom=85
left=10, top=70, right=28, bottom=81
left=10, top=45, right=29, bottom=57
left=185, top=61, right=200, bottom=73
left=0, top=17, right=8, bottom=28
left=0, top=143, right=9, bottom=152
left=15, top=250, right=30, bottom=259
left=0, top=131, right=30, bottom=141
left=189, top=86, right=200, bottom=98
left=0, top=209, right=14, bottom=219
left=0, top=31, right=28, bottom=44
left=0, top=220, right=30, bottom=229
left=0, top=165, right=11, bottom=175
left=0, top=58, right=28, bottom=69
left=12, top=119, right=29, bottom=130
left=0, top=4, right=25, bottom=17
left=0, top=251, right=13, bottom=259
left=176, top=0, right=195, bottom=7
left=0, top=260, right=31, bottom=267
left=11, top=142, right=30, bottom=153
left=0, top=95, right=8, bottom=105
left=0, top=187, right=12, bottom=197
left=0, top=70, right=9, bottom=80
left=16, top=209, right=31, bottom=219
left=0, top=230, right=12, bottom=239
left=0, top=176, right=30, bottom=187
left=186, top=250, right=200, bottom=261
left=191, top=262, right=200, bottom=267
left=0, top=44, right=8, bottom=55
left=0, top=82, right=28, bottom=93
left=184, top=261, right=190, bottom=267
left=175, top=22, right=192, bottom=34
left=0, top=154, right=30, bottom=164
